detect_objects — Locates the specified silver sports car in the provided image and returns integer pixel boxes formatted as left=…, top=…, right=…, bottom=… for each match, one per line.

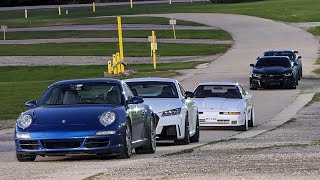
left=193, top=82, right=254, bottom=131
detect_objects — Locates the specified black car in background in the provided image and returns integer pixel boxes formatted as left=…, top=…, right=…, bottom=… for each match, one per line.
left=250, top=56, right=298, bottom=90
left=261, top=50, right=302, bottom=79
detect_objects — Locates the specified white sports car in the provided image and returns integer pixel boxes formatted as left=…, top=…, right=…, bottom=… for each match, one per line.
left=125, top=78, right=199, bottom=144
left=193, top=82, right=254, bottom=131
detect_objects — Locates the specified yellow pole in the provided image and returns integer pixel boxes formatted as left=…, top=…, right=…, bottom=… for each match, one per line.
left=152, top=31, right=156, bottom=70
left=116, top=52, right=121, bottom=73
left=112, top=54, right=118, bottom=75
left=169, top=0, right=172, bottom=5
left=93, top=2, right=96, bottom=12
left=58, top=7, right=61, bottom=16
left=107, top=61, right=112, bottom=74
left=171, top=18, right=176, bottom=39
left=117, top=16, right=124, bottom=60
left=130, top=0, right=133, bottom=8
left=24, top=9, right=28, bottom=19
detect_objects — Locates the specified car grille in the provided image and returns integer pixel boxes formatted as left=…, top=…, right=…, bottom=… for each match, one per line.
left=85, top=138, right=110, bottom=148
left=19, top=140, right=40, bottom=150
left=261, top=74, right=284, bottom=79
left=40, top=139, right=84, bottom=149
left=200, top=119, right=230, bottom=124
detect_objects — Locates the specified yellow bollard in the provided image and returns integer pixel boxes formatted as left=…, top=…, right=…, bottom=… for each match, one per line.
left=116, top=53, right=121, bottom=74
left=107, top=61, right=112, bottom=74
left=92, top=2, right=96, bottom=12
left=24, top=9, right=28, bottom=19
left=130, top=0, right=133, bottom=8
left=171, top=18, right=177, bottom=39
left=169, top=0, right=172, bottom=5
left=117, top=17, right=124, bottom=60
left=152, top=31, right=156, bottom=70
left=112, top=54, right=118, bottom=75
left=58, top=7, right=61, bottom=16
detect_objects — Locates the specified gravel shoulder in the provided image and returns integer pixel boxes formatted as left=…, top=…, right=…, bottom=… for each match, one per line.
left=93, top=100, right=320, bottom=180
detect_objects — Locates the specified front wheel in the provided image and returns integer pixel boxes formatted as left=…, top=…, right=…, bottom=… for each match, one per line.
left=135, top=115, right=156, bottom=154
left=190, top=115, right=199, bottom=143
left=248, top=109, right=254, bottom=127
left=237, top=114, right=248, bottom=131
left=16, top=153, right=36, bottom=162
left=175, top=116, right=190, bottom=145
left=117, top=121, right=132, bottom=159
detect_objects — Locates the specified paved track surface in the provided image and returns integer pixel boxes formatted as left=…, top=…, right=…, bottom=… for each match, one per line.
left=0, top=13, right=318, bottom=179
left=6, top=24, right=216, bottom=32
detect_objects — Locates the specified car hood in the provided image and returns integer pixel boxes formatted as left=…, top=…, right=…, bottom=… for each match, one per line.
left=194, top=98, right=243, bottom=111
left=253, top=67, right=292, bottom=74
left=143, top=98, right=184, bottom=113
left=33, top=105, right=117, bottom=126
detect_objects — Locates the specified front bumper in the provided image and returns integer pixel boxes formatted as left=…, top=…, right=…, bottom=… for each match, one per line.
left=198, top=111, right=245, bottom=127
left=251, top=75, right=295, bottom=88
left=15, top=131, right=124, bottom=156
left=155, top=113, right=184, bottom=140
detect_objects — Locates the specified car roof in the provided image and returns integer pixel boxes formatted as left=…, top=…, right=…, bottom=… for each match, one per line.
left=51, top=78, right=122, bottom=86
left=198, top=82, right=239, bottom=86
left=124, top=77, right=177, bottom=83
left=264, top=50, right=295, bottom=53
left=259, top=56, right=290, bottom=60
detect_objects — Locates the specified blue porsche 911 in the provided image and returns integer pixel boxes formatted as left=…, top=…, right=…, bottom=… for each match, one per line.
left=15, top=78, right=158, bottom=161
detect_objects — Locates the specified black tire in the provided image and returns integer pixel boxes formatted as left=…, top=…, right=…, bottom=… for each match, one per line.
left=249, top=79, right=257, bottom=90
left=16, top=153, right=36, bottom=162
left=117, top=120, right=132, bottom=159
left=300, top=68, right=303, bottom=78
left=175, top=116, right=190, bottom=145
left=237, top=115, right=248, bottom=131
left=190, top=115, right=199, bottom=143
left=248, top=109, right=254, bottom=127
left=135, top=115, right=156, bottom=154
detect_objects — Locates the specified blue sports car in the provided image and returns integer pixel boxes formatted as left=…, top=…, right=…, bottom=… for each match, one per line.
left=15, top=78, right=157, bottom=161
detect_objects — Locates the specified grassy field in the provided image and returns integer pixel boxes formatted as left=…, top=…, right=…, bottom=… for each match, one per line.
left=5, top=29, right=232, bottom=40
left=0, top=42, right=230, bottom=56
left=1, top=0, right=319, bottom=22
left=0, top=61, right=206, bottom=119
left=0, top=16, right=203, bottom=28
left=307, top=26, right=320, bottom=36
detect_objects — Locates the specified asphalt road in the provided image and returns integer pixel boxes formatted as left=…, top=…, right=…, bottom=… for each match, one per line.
left=0, top=13, right=318, bottom=179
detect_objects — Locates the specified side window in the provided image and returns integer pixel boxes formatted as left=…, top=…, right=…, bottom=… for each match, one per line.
left=239, top=86, right=247, bottom=96
left=123, top=83, right=134, bottom=100
left=178, top=83, right=186, bottom=97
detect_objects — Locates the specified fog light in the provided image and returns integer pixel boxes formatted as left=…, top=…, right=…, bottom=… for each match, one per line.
left=16, top=133, right=31, bottom=139
left=231, top=121, right=237, bottom=125
left=95, top=131, right=116, bottom=136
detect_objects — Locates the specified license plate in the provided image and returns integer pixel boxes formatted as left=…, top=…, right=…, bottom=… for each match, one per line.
left=205, top=117, right=216, bottom=121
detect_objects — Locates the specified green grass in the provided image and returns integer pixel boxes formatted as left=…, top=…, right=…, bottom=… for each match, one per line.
left=0, top=62, right=206, bottom=120
left=307, top=26, right=320, bottom=36
left=0, top=42, right=230, bottom=56
left=5, top=29, right=232, bottom=40
left=1, top=0, right=320, bottom=22
left=306, top=93, right=320, bottom=106
left=0, top=16, right=203, bottom=28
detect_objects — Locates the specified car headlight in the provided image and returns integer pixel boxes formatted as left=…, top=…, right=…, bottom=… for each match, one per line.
left=99, top=111, right=116, bottom=126
left=252, top=73, right=262, bottom=78
left=17, top=114, right=32, bottom=129
left=162, top=108, right=181, bottom=117
left=284, top=73, right=293, bottom=76
left=219, top=112, right=241, bottom=115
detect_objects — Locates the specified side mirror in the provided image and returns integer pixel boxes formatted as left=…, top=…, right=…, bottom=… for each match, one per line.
left=298, top=55, right=302, bottom=59
left=250, top=64, right=255, bottom=67
left=245, top=94, right=252, bottom=99
left=25, top=100, right=37, bottom=109
left=185, top=91, right=194, bottom=98
left=127, top=96, right=144, bottom=104
left=256, top=57, right=260, bottom=60
left=294, top=51, right=299, bottom=53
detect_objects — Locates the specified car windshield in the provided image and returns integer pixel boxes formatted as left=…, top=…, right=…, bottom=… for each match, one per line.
left=38, top=83, right=122, bottom=106
left=194, top=85, right=242, bottom=99
left=126, top=81, right=179, bottom=98
left=264, top=52, right=295, bottom=60
left=256, top=57, right=291, bottom=68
